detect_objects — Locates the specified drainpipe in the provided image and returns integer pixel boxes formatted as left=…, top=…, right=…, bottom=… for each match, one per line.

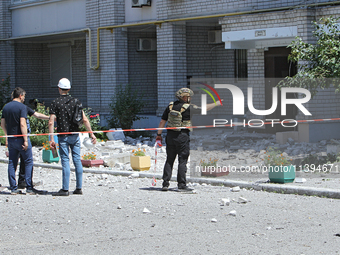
left=91, top=0, right=340, bottom=70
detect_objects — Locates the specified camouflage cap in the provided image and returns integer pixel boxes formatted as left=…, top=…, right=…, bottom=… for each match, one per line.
left=175, top=88, right=194, bottom=99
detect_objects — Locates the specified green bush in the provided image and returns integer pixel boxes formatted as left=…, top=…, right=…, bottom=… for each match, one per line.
left=28, top=100, right=49, bottom=136
left=0, top=110, right=5, bottom=145
left=107, top=83, right=145, bottom=134
left=80, top=107, right=107, bottom=141
left=30, top=135, right=48, bottom=147
left=0, top=127, right=5, bottom=146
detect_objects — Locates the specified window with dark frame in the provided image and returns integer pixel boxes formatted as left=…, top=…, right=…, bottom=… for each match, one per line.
left=50, top=46, right=71, bottom=87
left=235, top=49, right=248, bottom=78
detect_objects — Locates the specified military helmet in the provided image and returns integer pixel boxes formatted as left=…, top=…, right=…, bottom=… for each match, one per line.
left=175, top=88, right=194, bottom=99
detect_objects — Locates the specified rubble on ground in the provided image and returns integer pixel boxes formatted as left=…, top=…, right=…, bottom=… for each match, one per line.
left=1, top=130, right=339, bottom=176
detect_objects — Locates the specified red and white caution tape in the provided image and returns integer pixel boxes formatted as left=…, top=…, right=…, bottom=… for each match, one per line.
left=1, top=117, right=340, bottom=138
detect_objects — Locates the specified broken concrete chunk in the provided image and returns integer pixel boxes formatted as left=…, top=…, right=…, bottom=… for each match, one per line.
left=228, top=210, right=237, bottom=216
left=238, top=197, right=248, bottom=204
left=106, top=128, right=125, bottom=141
left=130, top=173, right=139, bottom=178
left=143, top=208, right=150, bottom=214
left=295, top=177, right=307, bottom=183
left=231, top=186, right=240, bottom=192
left=221, top=198, right=230, bottom=206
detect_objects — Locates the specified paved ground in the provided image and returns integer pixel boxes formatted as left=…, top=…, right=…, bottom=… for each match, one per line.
left=1, top=159, right=340, bottom=255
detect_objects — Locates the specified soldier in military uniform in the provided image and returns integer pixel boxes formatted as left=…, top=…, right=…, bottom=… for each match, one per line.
left=156, top=88, right=223, bottom=191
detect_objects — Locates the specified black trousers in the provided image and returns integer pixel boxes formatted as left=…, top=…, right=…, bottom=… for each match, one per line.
left=162, top=130, right=190, bottom=188
left=18, top=154, right=34, bottom=186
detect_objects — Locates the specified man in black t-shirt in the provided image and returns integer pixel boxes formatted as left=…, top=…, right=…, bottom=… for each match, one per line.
left=49, top=78, right=96, bottom=196
left=156, top=88, right=223, bottom=191
left=1, top=87, right=35, bottom=194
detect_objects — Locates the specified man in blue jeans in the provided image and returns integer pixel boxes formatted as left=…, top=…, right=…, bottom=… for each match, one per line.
left=1, top=87, right=39, bottom=194
left=49, top=78, right=96, bottom=196
left=17, top=105, right=49, bottom=189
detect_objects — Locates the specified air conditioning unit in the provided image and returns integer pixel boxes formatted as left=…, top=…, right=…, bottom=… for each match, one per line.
left=208, top=30, right=222, bottom=44
left=132, top=0, right=151, bottom=7
left=136, top=38, right=157, bottom=51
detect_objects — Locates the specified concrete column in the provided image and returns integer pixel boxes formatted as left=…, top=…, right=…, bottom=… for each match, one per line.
left=247, top=48, right=265, bottom=118
left=156, top=22, right=187, bottom=115
left=86, top=0, right=128, bottom=117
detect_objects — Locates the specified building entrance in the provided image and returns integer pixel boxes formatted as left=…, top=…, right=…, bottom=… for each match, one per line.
left=264, top=47, right=297, bottom=133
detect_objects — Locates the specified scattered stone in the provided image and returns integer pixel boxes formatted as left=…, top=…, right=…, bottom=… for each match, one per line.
left=143, top=208, right=151, bottom=214
left=287, top=137, right=295, bottom=145
left=231, top=186, right=240, bottom=192
left=238, top=197, right=248, bottom=204
left=211, top=218, right=217, bottom=223
left=130, top=173, right=139, bottom=178
left=295, top=177, right=307, bottom=183
left=221, top=198, right=230, bottom=206
left=228, top=210, right=237, bottom=216
left=106, top=128, right=125, bottom=141
left=117, top=205, right=122, bottom=209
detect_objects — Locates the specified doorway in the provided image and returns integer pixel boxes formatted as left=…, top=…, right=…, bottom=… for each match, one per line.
left=264, top=47, right=297, bottom=133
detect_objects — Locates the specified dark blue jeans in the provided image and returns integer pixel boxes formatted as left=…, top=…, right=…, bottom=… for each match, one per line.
left=8, top=137, right=33, bottom=191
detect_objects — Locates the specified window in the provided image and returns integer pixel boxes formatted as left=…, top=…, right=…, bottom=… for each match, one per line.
left=50, top=46, right=71, bottom=87
left=235, top=49, right=248, bottom=78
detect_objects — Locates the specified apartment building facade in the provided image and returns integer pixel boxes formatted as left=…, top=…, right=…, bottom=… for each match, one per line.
left=1, top=0, right=340, bottom=141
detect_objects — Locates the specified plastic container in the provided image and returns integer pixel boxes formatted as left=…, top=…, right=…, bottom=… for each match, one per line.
left=269, top=165, right=296, bottom=183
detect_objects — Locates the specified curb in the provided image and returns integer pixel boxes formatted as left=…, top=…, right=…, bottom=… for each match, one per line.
left=1, top=158, right=340, bottom=199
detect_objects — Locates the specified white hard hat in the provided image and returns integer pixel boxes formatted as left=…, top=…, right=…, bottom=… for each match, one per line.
left=58, top=78, right=71, bottom=89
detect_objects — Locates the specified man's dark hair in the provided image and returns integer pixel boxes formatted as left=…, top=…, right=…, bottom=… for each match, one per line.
left=12, top=87, right=26, bottom=99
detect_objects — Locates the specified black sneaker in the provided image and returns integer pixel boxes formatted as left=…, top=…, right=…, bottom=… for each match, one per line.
left=26, top=188, right=46, bottom=195
left=18, top=183, right=27, bottom=189
left=52, top=189, right=69, bottom=196
left=161, top=186, right=168, bottom=191
left=73, top=188, right=83, bottom=195
left=11, top=189, right=23, bottom=195
left=177, top=186, right=194, bottom=191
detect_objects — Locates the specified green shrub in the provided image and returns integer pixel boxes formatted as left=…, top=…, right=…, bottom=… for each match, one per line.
left=0, top=110, right=5, bottom=145
left=28, top=100, right=49, bottom=136
left=80, top=107, right=107, bottom=141
left=0, top=127, right=5, bottom=146
left=30, top=135, right=48, bottom=147
left=107, top=84, right=145, bottom=133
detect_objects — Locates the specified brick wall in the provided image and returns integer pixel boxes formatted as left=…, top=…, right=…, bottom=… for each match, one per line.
left=156, top=23, right=187, bottom=115
left=13, top=39, right=87, bottom=108
left=128, top=29, right=157, bottom=114
left=86, top=0, right=128, bottom=117
left=186, top=26, right=234, bottom=79
left=0, top=0, right=15, bottom=91
left=158, top=0, right=338, bottom=19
